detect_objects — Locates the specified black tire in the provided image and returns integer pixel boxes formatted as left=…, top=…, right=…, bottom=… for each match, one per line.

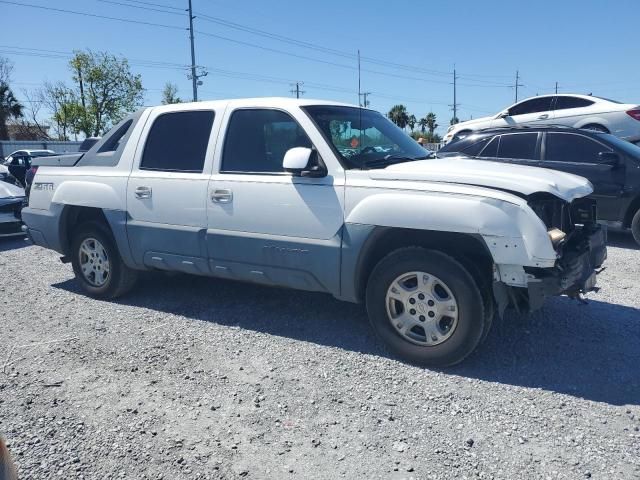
left=70, top=221, right=138, bottom=298
left=581, top=124, right=609, bottom=133
left=365, top=247, right=485, bottom=367
left=632, top=208, right=640, bottom=246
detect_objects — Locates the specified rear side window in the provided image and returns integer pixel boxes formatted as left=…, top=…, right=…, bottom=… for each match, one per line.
left=554, top=96, right=594, bottom=110
left=98, top=120, right=132, bottom=153
left=141, top=111, right=214, bottom=172
left=222, top=109, right=312, bottom=173
left=545, top=133, right=610, bottom=163
left=479, top=136, right=499, bottom=157
left=497, top=133, right=538, bottom=159
left=459, top=137, right=495, bottom=156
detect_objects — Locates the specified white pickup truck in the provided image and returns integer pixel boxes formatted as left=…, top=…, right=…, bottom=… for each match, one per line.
left=22, top=98, right=607, bottom=366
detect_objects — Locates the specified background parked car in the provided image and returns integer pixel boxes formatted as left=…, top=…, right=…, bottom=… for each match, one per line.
left=0, top=164, right=19, bottom=186
left=0, top=180, right=26, bottom=238
left=3, top=149, right=56, bottom=187
left=437, top=125, right=640, bottom=244
left=443, top=94, right=640, bottom=145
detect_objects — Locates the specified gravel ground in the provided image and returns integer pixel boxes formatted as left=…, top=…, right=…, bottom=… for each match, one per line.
left=1, top=233, right=639, bottom=480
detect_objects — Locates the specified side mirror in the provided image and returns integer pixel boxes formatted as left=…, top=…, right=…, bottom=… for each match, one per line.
left=598, top=151, right=620, bottom=166
left=283, top=147, right=326, bottom=177
left=498, top=111, right=510, bottom=119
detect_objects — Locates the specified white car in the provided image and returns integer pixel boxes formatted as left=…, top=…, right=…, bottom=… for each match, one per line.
left=444, top=94, right=640, bottom=145
left=22, top=98, right=606, bottom=366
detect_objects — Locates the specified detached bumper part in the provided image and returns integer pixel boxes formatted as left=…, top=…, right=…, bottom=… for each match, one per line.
left=495, top=225, right=607, bottom=314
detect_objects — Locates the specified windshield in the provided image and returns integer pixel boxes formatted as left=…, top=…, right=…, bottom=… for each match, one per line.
left=303, top=105, right=429, bottom=169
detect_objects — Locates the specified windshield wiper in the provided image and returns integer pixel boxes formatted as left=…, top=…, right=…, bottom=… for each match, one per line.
left=361, top=154, right=430, bottom=169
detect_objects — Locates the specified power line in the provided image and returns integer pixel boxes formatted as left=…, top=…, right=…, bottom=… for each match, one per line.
left=97, top=0, right=183, bottom=15
left=0, top=0, right=186, bottom=31
left=3, top=0, right=515, bottom=89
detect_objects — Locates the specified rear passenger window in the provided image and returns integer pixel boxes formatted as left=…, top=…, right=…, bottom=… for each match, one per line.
left=141, top=111, right=214, bottom=172
left=554, top=96, right=594, bottom=110
left=497, top=133, right=538, bottom=159
left=222, top=109, right=312, bottom=173
left=545, top=133, right=608, bottom=163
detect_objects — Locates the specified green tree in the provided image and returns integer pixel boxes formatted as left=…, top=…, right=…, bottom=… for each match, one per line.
left=450, top=116, right=460, bottom=126
left=69, top=50, right=144, bottom=136
left=39, top=81, right=84, bottom=140
left=418, top=117, right=427, bottom=133
left=407, top=114, right=416, bottom=132
left=387, top=104, right=409, bottom=129
left=161, top=82, right=182, bottom=105
left=0, top=82, right=24, bottom=140
left=425, top=112, right=438, bottom=135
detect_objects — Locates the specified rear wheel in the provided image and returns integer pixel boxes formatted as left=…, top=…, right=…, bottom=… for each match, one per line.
left=632, top=208, right=640, bottom=246
left=70, top=221, right=137, bottom=298
left=365, top=247, right=485, bottom=367
left=581, top=124, right=609, bottom=133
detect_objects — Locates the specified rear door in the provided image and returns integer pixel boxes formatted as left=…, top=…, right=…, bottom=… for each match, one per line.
left=541, top=132, right=625, bottom=220
left=126, top=107, right=219, bottom=273
left=552, top=95, right=596, bottom=125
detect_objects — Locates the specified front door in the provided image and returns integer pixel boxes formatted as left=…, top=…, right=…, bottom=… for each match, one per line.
left=126, top=107, right=219, bottom=274
left=541, top=132, right=626, bottom=220
left=491, top=96, right=555, bottom=128
left=205, top=107, right=345, bottom=294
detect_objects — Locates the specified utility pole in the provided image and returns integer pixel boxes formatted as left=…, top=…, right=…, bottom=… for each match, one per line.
left=357, top=49, right=361, bottom=107
left=449, top=67, right=459, bottom=124
left=359, top=91, right=371, bottom=107
left=514, top=70, right=524, bottom=103
left=188, top=0, right=198, bottom=101
left=290, top=82, right=305, bottom=99
left=555, top=81, right=558, bottom=94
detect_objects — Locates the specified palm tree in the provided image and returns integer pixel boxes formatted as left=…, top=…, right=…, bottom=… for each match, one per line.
left=426, top=112, right=438, bottom=135
left=387, top=104, right=409, bottom=130
left=0, top=82, right=23, bottom=140
left=418, top=117, right=428, bottom=133
left=407, top=114, right=417, bottom=132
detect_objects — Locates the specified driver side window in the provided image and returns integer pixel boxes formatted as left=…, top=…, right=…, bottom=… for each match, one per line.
left=508, top=97, right=553, bottom=116
left=222, top=109, right=312, bottom=173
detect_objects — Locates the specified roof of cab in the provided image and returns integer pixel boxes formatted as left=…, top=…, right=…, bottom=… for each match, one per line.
left=148, top=96, right=360, bottom=113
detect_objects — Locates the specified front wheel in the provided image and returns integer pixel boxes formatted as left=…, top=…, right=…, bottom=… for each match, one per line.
left=365, top=247, right=485, bottom=367
left=70, top=221, right=138, bottom=298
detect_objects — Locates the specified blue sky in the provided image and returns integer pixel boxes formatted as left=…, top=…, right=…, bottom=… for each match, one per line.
left=2, top=0, right=639, bottom=134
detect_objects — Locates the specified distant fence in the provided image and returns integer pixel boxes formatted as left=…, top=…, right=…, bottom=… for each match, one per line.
left=0, top=140, right=83, bottom=158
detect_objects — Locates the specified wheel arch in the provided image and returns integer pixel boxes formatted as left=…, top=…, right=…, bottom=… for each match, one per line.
left=351, top=227, right=494, bottom=303
left=58, top=205, right=137, bottom=268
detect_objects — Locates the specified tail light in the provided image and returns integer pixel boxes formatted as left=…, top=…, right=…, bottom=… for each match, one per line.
left=626, top=108, right=640, bottom=121
left=28, top=166, right=38, bottom=177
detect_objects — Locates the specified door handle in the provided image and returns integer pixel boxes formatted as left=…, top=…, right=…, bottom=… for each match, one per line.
left=211, top=189, right=233, bottom=203
left=538, top=114, right=549, bottom=119
left=134, top=186, right=152, bottom=199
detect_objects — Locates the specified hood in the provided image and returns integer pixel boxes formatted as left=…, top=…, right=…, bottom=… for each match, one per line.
left=0, top=179, right=25, bottom=200
left=368, top=157, right=593, bottom=202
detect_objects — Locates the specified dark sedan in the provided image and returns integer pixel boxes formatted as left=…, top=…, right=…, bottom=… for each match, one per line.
left=437, top=126, right=640, bottom=245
